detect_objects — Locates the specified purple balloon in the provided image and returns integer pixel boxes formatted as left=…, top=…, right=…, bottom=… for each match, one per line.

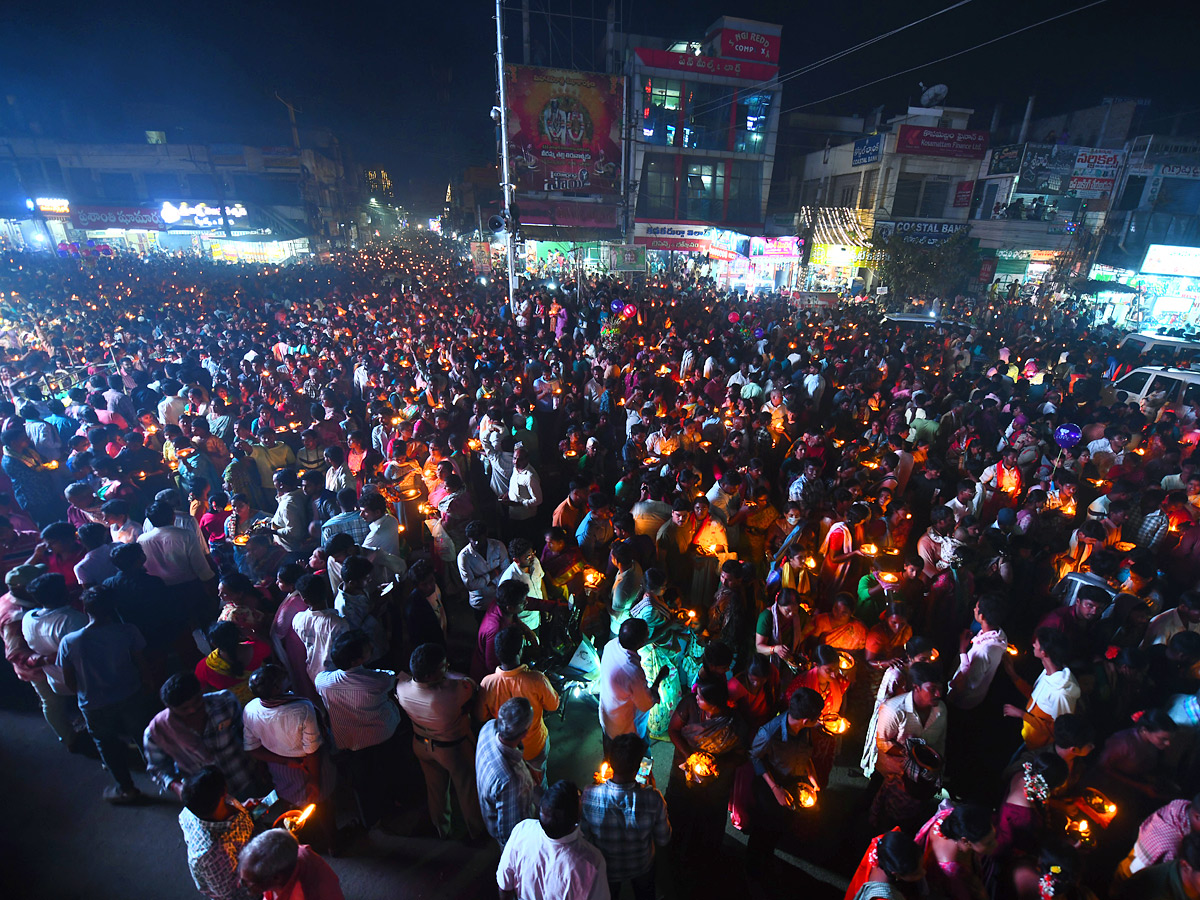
left=753, top=328, right=764, bottom=339
left=1054, top=423, right=1082, bottom=449
left=611, top=299, right=624, bottom=313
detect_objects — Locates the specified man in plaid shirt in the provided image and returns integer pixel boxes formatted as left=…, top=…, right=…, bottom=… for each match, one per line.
left=144, top=673, right=261, bottom=799
left=580, top=734, right=671, bottom=900
left=1117, top=795, right=1200, bottom=879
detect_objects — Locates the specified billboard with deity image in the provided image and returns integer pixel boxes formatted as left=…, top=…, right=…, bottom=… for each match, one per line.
left=504, top=65, right=624, bottom=196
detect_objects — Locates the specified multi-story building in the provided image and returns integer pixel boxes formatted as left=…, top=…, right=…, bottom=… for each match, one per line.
left=0, top=136, right=359, bottom=260
left=364, top=168, right=394, bottom=203
left=625, top=16, right=783, bottom=266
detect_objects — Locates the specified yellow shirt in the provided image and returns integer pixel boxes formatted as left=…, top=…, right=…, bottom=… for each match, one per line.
left=476, top=665, right=561, bottom=760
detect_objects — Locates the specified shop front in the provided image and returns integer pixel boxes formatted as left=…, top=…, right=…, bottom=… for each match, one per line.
left=1088, top=244, right=1200, bottom=328
left=805, top=243, right=881, bottom=293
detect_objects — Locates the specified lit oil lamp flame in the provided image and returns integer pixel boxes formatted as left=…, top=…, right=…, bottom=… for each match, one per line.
left=467, top=439, right=481, bottom=451
left=879, top=572, right=899, bottom=584
left=820, top=714, right=850, bottom=736
left=594, top=761, right=614, bottom=784
left=583, top=569, right=602, bottom=589
left=861, top=543, right=878, bottom=557
left=837, top=651, right=855, bottom=672
left=1007, top=643, right=1019, bottom=656
left=684, top=751, right=717, bottom=783
left=795, top=785, right=818, bottom=808
left=804, top=556, right=817, bottom=570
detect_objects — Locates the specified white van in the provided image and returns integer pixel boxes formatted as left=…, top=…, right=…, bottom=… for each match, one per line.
left=1117, top=332, right=1200, bottom=366
left=1111, top=365, right=1200, bottom=407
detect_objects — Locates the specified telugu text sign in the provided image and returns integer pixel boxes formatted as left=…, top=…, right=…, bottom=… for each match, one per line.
left=633, top=48, right=778, bottom=83
left=852, top=135, right=881, bottom=167
left=71, top=206, right=166, bottom=230
left=895, top=125, right=988, bottom=159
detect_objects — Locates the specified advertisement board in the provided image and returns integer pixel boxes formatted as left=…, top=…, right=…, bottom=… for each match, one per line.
left=1141, top=244, right=1200, bottom=278
left=953, top=181, right=975, bottom=208
left=874, top=220, right=970, bottom=246
left=607, top=245, right=647, bottom=272
left=1068, top=148, right=1124, bottom=198
left=749, top=236, right=799, bottom=257
left=987, top=144, right=1025, bottom=176
left=633, top=48, right=778, bottom=83
left=633, top=222, right=712, bottom=253
left=72, top=206, right=166, bottom=230
left=852, top=135, right=882, bottom=167
left=1017, top=144, right=1078, bottom=195
left=504, top=65, right=624, bottom=195
left=714, top=27, right=780, bottom=63
left=895, top=125, right=988, bottom=159
left=469, top=242, right=492, bottom=272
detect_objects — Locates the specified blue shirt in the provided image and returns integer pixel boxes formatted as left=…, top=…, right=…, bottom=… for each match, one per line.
left=57, top=621, right=146, bottom=709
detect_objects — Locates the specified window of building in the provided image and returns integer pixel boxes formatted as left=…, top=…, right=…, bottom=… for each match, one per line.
left=726, top=160, right=761, bottom=222
left=641, top=77, right=682, bottom=147
left=892, top=176, right=922, bottom=217
left=859, top=169, right=877, bottom=209
left=733, top=91, right=772, bottom=153
left=99, top=172, right=137, bottom=201
left=681, top=160, right=725, bottom=222
left=636, top=154, right=677, bottom=219
left=682, top=82, right=731, bottom=151
left=919, top=178, right=951, bottom=218
left=143, top=173, right=181, bottom=199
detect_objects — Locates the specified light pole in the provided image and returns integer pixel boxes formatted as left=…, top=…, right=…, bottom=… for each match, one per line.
left=495, top=0, right=519, bottom=312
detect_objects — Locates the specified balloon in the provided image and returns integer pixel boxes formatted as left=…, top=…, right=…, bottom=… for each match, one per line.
left=728, top=312, right=741, bottom=324
left=753, top=328, right=764, bottom=339
left=1054, top=423, right=1082, bottom=449
left=622, top=304, right=637, bottom=319
left=611, top=299, right=624, bottom=313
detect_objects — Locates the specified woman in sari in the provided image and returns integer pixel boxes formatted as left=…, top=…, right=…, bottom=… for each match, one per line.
left=727, top=655, right=783, bottom=830
left=628, top=568, right=690, bottom=739
left=915, top=803, right=998, bottom=900
left=194, top=620, right=272, bottom=706
left=223, top=493, right=271, bottom=578
left=666, top=678, right=748, bottom=862
left=215, top=572, right=268, bottom=641
left=993, top=751, right=1068, bottom=862
left=755, top=587, right=812, bottom=676
left=785, top=643, right=852, bottom=788
left=689, top=495, right=728, bottom=606
left=820, top=502, right=871, bottom=597
left=844, top=829, right=928, bottom=900
left=811, top=593, right=869, bottom=655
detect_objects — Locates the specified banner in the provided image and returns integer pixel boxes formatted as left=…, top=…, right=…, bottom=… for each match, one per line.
left=633, top=222, right=711, bottom=253
left=72, top=206, right=166, bottom=230
left=470, top=242, right=492, bottom=272
left=895, top=125, right=988, bottom=159
left=607, top=245, right=647, bottom=272
left=953, top=181, right=975, bottom=208
left=633, top=48, right=778, bottom=83
left=852, top=135, right=882, bottom=167
left=518, top=198, right=620, bottom=228
left=987, top=144, right=1024, bottom=176
left=1068, top=148, right=1124, bottom=198
left=505, top=65, right=624, bottom=195
left=1017, top=144, right=1078, bottom=195
left=749, top=236, right=799, bottom=258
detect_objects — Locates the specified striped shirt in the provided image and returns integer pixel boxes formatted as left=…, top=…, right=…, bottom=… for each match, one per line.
left=314, top=666, right=400, bottom=751
left=475, top=719, right=538, bottom=846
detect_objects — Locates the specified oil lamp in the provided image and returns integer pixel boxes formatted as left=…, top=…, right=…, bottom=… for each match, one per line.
left=820, top=714, right=850, bottom=736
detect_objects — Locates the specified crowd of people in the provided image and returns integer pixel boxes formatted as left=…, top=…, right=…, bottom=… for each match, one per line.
left=2, top=232, right=1200, bottom=900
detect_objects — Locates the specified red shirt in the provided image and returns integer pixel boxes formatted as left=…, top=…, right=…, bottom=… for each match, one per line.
left=266, top=845, right=345, bottom=900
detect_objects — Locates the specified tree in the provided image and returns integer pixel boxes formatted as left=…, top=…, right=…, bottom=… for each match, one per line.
left=874, top=230, right=981, bottom=299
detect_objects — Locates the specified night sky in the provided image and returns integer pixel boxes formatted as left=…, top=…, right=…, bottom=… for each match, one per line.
left=1, top=0, right=1194, bottom=214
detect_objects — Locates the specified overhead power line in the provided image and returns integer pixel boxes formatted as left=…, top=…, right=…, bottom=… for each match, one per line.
left=778, top=0, right=1110, bottom=114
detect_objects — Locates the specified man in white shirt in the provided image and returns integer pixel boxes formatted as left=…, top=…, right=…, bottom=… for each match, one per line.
left=1086, top=428, right=1129, bottom=476
left=138, top=501, right=214, bottom=595
left=270, top=470, right=308, bottom=554
left=1143, top=592, right=1200, bottom=647
left=645, top=419, right=681, bottom=459
left=873, top=662, right=947, bottom=777
left=458, top=521, right=510, bottom=612
left=948, top=595, right=1008, bottom=710
left=499, top=538, right=552, bottom=633
left=242, top=664, right=326, bottom=810
left=598, top=619, right=667, bottom=748
left=498, top=780, right=610, bottom=900
left=358, top=490, right=405, bottom=577
left=506, top=447, right=543, bottom=534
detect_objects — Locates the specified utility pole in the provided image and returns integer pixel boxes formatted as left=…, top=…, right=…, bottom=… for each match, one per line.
left=276, top=92, right=301, bottom=150
left=495, top=0, right=519, bottom=310
left=522, top=0, right=531, bottom=65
